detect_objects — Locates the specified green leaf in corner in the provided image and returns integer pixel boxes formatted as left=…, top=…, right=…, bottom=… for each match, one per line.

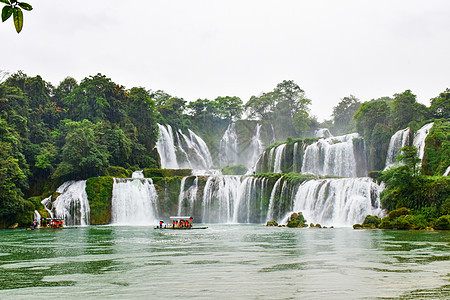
left=12, top=7, right=22, bottom=33
left=1, top=5, right=13, bottom=22
left=18, top=2, right=32, bottom=11
left=0, top=0, right=11, bottom=5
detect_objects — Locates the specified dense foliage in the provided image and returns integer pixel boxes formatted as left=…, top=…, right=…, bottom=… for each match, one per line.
left=0, top=72, right=160, bottom=226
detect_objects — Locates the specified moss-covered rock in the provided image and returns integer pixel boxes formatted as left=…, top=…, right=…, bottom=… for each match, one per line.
left=222, top=164, right=248, bottom=175
left=143, top=169, right=191, bottom=178
left=86, top=177, right=114, bottom=225
left=266, top=220, right=278, bottom=226
left=286, top=212, right=307, bottom=228
left=105, top=166, right=132, bottom=178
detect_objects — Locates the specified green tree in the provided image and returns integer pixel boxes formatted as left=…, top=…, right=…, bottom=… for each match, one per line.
left=215, top=96, right=244, bottom=120
left=62, top=74, right=127, bottom=124
left=429, top=88, right=450, bottom=119
left=245, top=80, right=312, bottom=139
left=332, top=95, right=361, bottom=135
left=392, top=90, right=429, bottom=130
left=53, top=120, right=110, bottom=180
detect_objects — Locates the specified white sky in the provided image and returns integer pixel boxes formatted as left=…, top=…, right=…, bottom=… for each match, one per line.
left=2, top=0, right=449, bottom=121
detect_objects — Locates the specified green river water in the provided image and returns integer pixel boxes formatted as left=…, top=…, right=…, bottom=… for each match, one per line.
left=0, top=225, right=449, bottom=299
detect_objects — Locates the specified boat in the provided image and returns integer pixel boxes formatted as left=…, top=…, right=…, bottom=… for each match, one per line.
left=154, top=216, right=208, bottom=230
left=26, top=218, right=77, bottom=230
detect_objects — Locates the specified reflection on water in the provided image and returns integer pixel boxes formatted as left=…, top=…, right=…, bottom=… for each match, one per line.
left=0, top=226, right=448, bottom=299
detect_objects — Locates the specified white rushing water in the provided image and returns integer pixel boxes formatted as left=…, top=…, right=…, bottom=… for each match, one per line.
left=444, top=166, right=450, bottom=176
left=315, top=128, right=333, bottom=138
left=301, top=133, right=360, bottom=177
left=219, top=123, right=238, bottom=167
left=273, top=144, right=286, bottom=173
left=53, top=180, right=90, bottom=226
left=111, top=178, right=159, bottom=225
left=33, top=210, right=41, bottom=225
left=384, top=127, right=411, bottom=170
left=41, top=196, right=53, bottom=218
left=282, top=177, right=385, bottom=227
left=413, top=122, right=434, bottom=163
left=177, top=176, right=199, bottom=216
left=156, top=123, right=213, bottom=170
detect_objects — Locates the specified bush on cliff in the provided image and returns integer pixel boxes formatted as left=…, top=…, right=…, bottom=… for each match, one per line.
left=86, top=177, right=113, bottom=225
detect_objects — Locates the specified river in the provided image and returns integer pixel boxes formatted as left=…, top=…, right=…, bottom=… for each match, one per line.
left=0, top=225, right=449, bottom=299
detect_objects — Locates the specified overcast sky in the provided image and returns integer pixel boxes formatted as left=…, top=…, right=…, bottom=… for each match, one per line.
left=2, top=0, right=449, bottom=121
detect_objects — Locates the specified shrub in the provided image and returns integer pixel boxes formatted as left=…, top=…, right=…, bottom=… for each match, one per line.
left=433, top=215, right=450, bottom=230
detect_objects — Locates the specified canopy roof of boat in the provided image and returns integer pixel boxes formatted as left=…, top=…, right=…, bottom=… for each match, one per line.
left=169, top=216, right=192, bottom=220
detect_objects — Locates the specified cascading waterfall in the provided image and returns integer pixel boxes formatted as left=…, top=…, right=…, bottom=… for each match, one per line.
left=273, top=144, right=287, bottom=173
left=156, top=124, right=179, bottom=169
left=53, top=180, right=90, bottom=226
left=248, top=123, right=265, bottom=168
left=293, top=142, right=298, bottom=173
left=33, top=210, right=41, bottom=225
left=201, top=175, right=242, bottom=223
left=266, top=177, right=283, bottom=222
left=111, top=178, right=159, bottom=225
left=285, top=178, right=384, bottom=226
left=156, top=123, right=213, bottom=170
left=41, top=196, right=53, bottom=218
left=219, top=123, right=239, bottom=166
left=315, top=128, right=333, bottom=138
left=413, top=122, right=434, bottom=162
left=385, top=127, right=410, bottom=170
left=177, top=176, right=199, bottom=216
left=301, top=133, right=360, bottom=177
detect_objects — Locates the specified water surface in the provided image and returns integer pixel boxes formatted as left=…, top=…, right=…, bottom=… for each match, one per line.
left=0, top=225, right=449, bottom=299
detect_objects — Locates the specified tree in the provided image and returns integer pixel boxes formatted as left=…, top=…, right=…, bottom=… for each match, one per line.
left=1, top=0, right=32, bottom=33
left=245, top=80, right=312, bottom=139
left=62, top=74, right=127, bottom=124
left=332, top=95, right=361, bottom=135
left=392, top=90, right=429, bottom=130
left=53, top=120, right=110, bottom=180
left=429, top=88, right=450, bottom=119
left=215, top=96, right=244, bottom=120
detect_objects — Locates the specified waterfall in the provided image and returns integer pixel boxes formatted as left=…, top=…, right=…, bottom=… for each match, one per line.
left=248, top=124, right=265, bottom=168
left=201, top=175, right=243, bottom=223
left=33, top=210, right=41, bottom=225
left=156, top=124, right=213, bottom=169
left=315, top=128, right=333, bottom=138
left=273, top=144, right=286, bottom=173
left=177, top=176, right=199, bottom=216
left=156, top=124, right=179, bottom=169
left=188, top=129, right=214, bottom=169
left=132, top=170, right=144, bottom=178
left=385, top=128, right=411, bottom=170
left=301, top=133, right=360, bottom=177
left=266, top=177, right=283, bottom=222
left=293, top=142, right=298, bottom=173
left=41, top=196, right=53, bottom=218
left=413, top=122, right=434, bottom=162
left=53, top=180, right=90, bottom=226
left=288, top=177, right=384, bottom=227
left=444, top=166, right=450, bottom=176
left=219, top=123, right=239, bottom=167
left=111, top=178, right=159, bottom=225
